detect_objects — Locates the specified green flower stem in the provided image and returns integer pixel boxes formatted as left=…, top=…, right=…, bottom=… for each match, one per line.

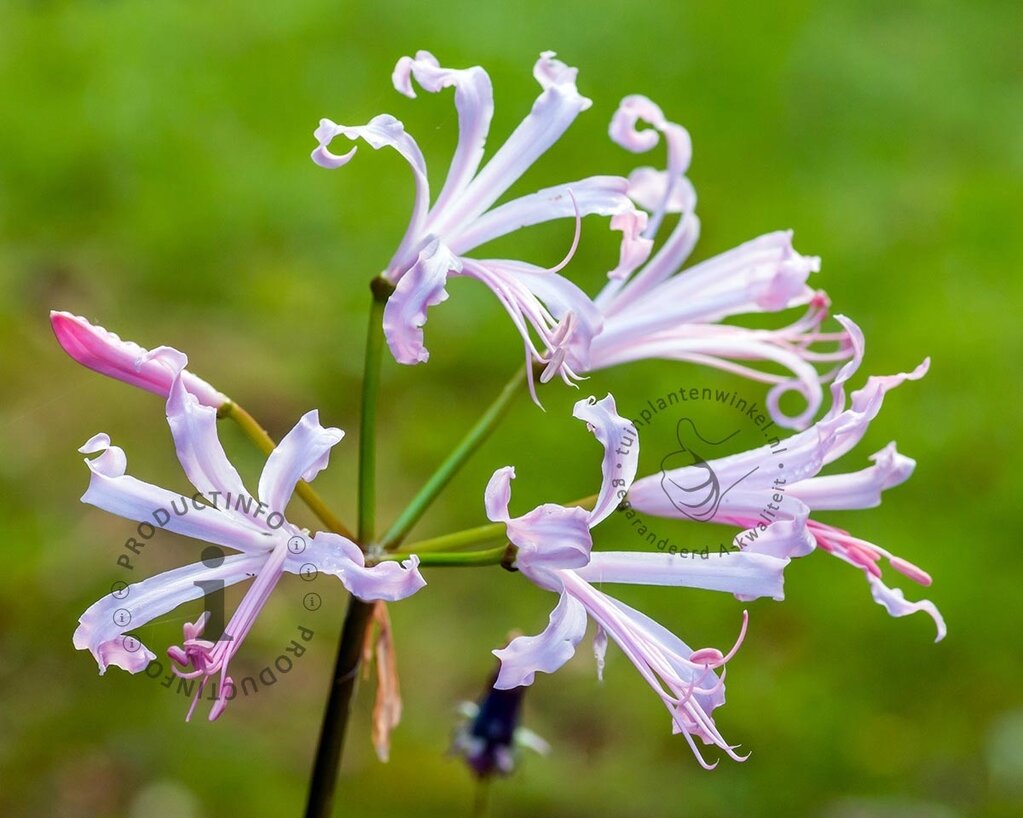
left=394, top=522, right=507, bottom=554
left=219, top=400, right=355, bottom=541
left=377, top=543, right=511, bottom=567
left=304, top=277, right=392, bottom=818
left=357, top=277, right=392, bottom=544
left=378, top=367, right=527, bottom=550
left=393, top=493, right=598, bottom=557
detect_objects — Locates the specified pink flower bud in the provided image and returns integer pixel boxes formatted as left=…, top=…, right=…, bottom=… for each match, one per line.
left=50, top=311, right=228, bottom=408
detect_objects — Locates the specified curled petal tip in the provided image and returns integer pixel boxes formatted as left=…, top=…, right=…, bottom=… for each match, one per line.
left=78, top=432, right=111, bottom=455
left=312, top=143, right=358, bottom=169
left=610, top=95, right=666, bottom=153
left=610, top=94, right=692, bottom=176
left=534, top=51, right=591, bottom=110
left=392, top=50, right=444, bottom=97
left=391, top=56, right=418, bottom=97
left=86, top=636, right=156, bottom=675
left=311, top=146, right=356, bottom=169
left=312, top=118, right=339, bottom=143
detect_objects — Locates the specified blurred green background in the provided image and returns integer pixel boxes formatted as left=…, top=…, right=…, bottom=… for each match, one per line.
left=1, top=1, right=1020, bottom=816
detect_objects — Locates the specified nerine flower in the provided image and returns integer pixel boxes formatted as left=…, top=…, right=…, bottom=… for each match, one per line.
left=628, top=316, right=945, bottom=640
left=51, top=311, right=227, bottom=408
left=73, top=349, right=425, bottom=720
left=581, top=96, right=853, bottom=429
left=485, top=395, right=789, bottom=767
left=312, top=51, right=651, bottom=397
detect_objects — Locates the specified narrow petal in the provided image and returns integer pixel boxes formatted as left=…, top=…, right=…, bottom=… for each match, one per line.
left=571, top=394, right=639, bottom=525
left=631, top=421, right=767, bottom=524
left=311, top=115, right=430, bottom=279
left=429, top=52, right=592, bottom=238
left=821, top=314, right=866, bottom=421
left=300, top=533, right=427, bottom=602
left=484, top=466, right=516, bottom=523
left=594, top=180, right=699, bottom=313
left=489, top=396, right=637, bottom=575
left=867, top=576, right=946, bottom=642
left=609, top=94, right=692, bottom=240
left=599, top=231, right=818, bottom=341
left=166, top=370, right=253, bottom=507
left=74, top=553, right=264, bottom=673
left=607, top=207, right=655, bottom=281
left=574, top=551, right=787, bottom=601
left=791, top=442, right=915, bottom=510
left=80, top=438, right=271, bottom=554
left=393, top=50, right=494, bottom=217
left=594, top=97, right=696, bottom=308
left=825, top=365, right=930, bottom=464
left=257, top=411, right=344, bottom=515
left=627, top=316, right=920, bottom=519
left=801, top=316, right=929, bottom=465
left=625, top=167, right=695, bottom=215
left=449, top=176, right=651, bottom=284
left=588, top=316, right=838, bottom=430
left=492, top=592, right=588, bottom=688
left=382, top=239, right=458, bottom=365
left=50, top=311, right=226, bottom=407
left=610, top=96, right=691, bottom=175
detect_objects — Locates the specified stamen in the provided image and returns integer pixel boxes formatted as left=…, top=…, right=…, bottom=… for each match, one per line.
left=890, top=556, right=933, bottom=586
left=542, top=189, right=582, bottom=275
left=690, top=611, right=749, bottom=668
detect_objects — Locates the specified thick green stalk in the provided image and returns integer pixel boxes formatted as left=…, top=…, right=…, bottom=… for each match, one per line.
left=379, top=368, right=526, bottom=550
left=219, top=401, right=355, bottom=540
left=304, top=278, right=391, bottom=818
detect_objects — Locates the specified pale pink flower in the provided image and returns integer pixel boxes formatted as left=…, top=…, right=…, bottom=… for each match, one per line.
left=483, top=395, right=788, bottom=767
left=51, top=311, right=227, bottom=408
left=73, top=350, right=425, bottom=720
left=312, top=51, right=651, bottom=397
left=628, top=316, right=945, bottom=640
left=584, top=96, right=853, bottom=429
